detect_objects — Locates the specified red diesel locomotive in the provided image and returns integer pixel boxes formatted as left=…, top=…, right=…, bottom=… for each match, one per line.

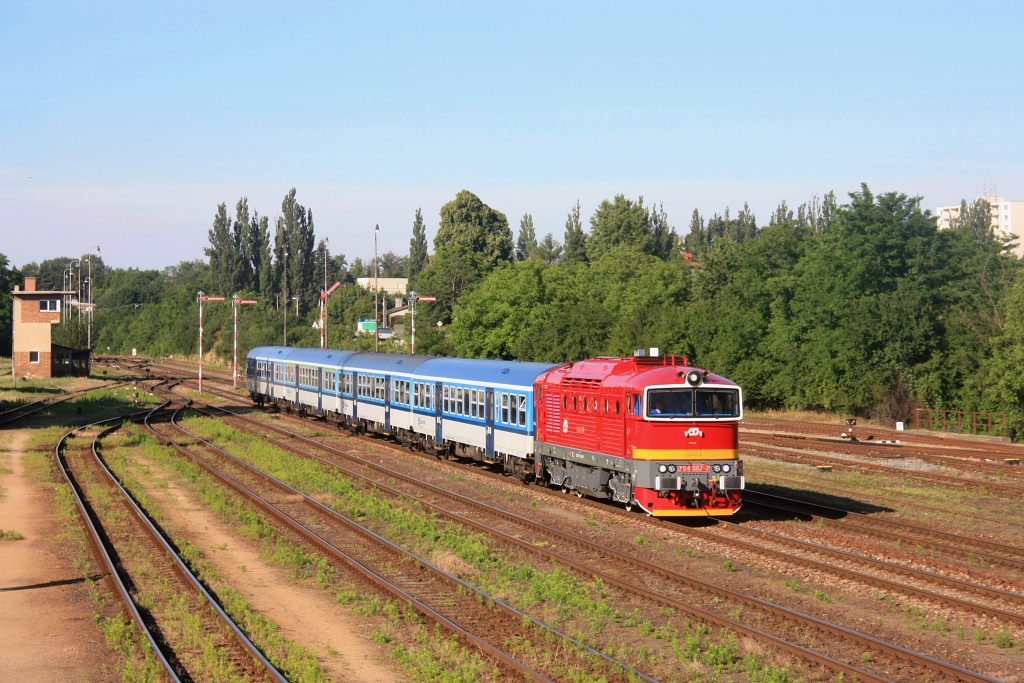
left=534, top=354, right=744, bottom=516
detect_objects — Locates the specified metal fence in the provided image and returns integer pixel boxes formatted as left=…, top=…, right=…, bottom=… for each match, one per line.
left=914, top=408, right=1008, bottom=437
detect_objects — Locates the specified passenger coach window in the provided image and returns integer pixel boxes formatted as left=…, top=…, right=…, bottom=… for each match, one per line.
left=501, top=394, right=509, bottom=423
left=470, top=389, right=477, bottom=417
left=478, top=391, right=485, bottom=418
left=518, top=395, right=527, bottom=426
left=509, top=395, right=518, bottom=424
left=463, top=389, right=470, bottom=416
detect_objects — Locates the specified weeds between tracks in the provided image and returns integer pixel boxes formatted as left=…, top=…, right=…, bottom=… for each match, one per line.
left=178, top=416, right=804, bottom=683
left=116, top=423, right=502, bottom=683
left=22, top=426, right=165, bottom=682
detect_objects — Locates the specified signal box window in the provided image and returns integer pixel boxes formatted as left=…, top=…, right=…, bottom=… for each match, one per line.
left=29, top=351, right=40, bottom=363
left=39, top=300, right=59, bottom=312
left=647, top=389, right=693, bottom=417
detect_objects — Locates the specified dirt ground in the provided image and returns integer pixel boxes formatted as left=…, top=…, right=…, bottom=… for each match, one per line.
left=0, top=430, right=116, bottom=682
left=133, top=450, right=398, bottom=683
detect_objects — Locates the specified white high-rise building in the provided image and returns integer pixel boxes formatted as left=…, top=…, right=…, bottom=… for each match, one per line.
left=936, top=196, right=1024, bottom=256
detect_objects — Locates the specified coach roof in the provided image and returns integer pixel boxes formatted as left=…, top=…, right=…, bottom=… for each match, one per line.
left=248, top=346, right=360, bottom=367
left=417, top=357, right=555, bottom=387
left=342, top=352, right=434, bottom=374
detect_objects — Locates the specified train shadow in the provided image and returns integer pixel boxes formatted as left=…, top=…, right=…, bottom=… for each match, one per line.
left=733, top=482, right=894, bottom=524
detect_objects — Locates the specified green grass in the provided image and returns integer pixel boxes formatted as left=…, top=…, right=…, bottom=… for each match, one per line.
left=178, top=416, right=805, bottom=682
left=0, top=528, right=25, bottom=540
left=116, top=424, right=496, bottom=683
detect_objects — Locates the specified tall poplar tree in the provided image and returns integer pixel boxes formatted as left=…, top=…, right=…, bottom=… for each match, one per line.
left=408, top=208, right=428, bottom=278
left=205, top=202, right=244, bottom=295
left=516, top=213, right=537, bottom=261
left=563, top=200, right=587, bottom=264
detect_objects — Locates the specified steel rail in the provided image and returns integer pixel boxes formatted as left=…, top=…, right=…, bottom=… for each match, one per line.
left=742, top=490, right=1024, bottom=570
left=87, top=410, right=288, bottom=682
left=207, top=401, right=1024, bottom=630
left=744, top=476, right=1024, bottom=535
left=147, top=404, right=584, bottom=683
left=192, top=403, right=1009, bottom=683
left=741, top=441, right=1024, bottom=496
left=54, top=408, right=182, bottom=682
left=0, top=381, right=127, bottom=425
left=743, top=431, right=1024, bottom=480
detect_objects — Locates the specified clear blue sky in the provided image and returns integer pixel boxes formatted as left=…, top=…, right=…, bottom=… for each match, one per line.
left=2, top=1, right=1023, bottom=269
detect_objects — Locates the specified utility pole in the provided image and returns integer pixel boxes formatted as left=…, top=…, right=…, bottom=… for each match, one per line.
left=374, top=223, right=379, bottom=352
left=321, top=237, right=329, bottom=349
left=87, top=246, right=99, bottom=350
left=283, top=248, right=289, bottom=346
left=232, top=296, right=258, bottom=388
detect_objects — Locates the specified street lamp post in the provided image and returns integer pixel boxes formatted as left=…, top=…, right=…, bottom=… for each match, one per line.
left=374, top=224, right=379, bottom=352
left=321, top=238, right=329, bottom=349
left=88, top=246, right=100, bottom=350
left=283, top=248, right=289, bottom=346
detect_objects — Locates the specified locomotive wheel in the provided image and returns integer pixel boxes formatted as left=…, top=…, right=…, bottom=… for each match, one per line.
left=560, top=477, right=571, bottom=494
left=574, top=489, right=583, bottom=498
left=624, top=502, right=633, bottom=512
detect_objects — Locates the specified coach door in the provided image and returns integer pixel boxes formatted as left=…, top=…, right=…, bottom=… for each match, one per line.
left=317, top=367, right=323, bottom=413
left=485, top=388, right=495, bottom=458
left=384, top=375, right=391, bottom=431
left=435, top=381, right=444, bottom=445
left=351, top=372, right=359, bottom=422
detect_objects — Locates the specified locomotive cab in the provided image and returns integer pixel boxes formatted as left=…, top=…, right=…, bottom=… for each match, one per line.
left=626, top=379, right=744, bottom=516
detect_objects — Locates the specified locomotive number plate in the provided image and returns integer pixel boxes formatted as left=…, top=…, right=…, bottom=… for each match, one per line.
left=675, top=464, right=711, bottom=473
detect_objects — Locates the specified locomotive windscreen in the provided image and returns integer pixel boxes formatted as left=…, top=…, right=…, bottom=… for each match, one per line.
left=647, top=388, right=740, bottom=418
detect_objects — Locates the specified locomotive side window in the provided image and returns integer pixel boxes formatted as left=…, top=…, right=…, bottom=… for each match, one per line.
left=647, top=389, right=693, bottom=417
left=633, top=395, right=641, bottom=416
left=695, top=389, right=740, bottom=417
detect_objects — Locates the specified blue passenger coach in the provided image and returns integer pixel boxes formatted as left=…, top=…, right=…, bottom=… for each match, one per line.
left=247, top=346, right=555, bottom=477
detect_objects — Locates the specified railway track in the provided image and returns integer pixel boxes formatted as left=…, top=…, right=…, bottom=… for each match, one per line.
left=741, top=440, right=1024, bottom=497
left=180, top=398, right=1006, bottom=683
left=742, top=431, right=1024, bottom=481
left=741, top=489, right=1024, bottom=571
left=55, top=409, right=287, bottom=683
left=0, top=381, right=125, bottom=425
left=175, top=373, right=1024, bottom=625
left=145, top=401, right=646, bottom=683
left=111, top=359, right=1024, bottom=678
left=746, top=475, right=1024, bottom=535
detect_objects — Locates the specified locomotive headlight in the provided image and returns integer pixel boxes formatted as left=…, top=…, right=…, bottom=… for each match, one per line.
left=659, top=465, right=667, bottom=473
left=668, top=464, right=677, bottom=473
left=712, top=464, right=722, bottom=473
left=722, top=464, right=731, bottom=473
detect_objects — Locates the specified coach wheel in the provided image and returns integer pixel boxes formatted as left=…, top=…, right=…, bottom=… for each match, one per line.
left=574, top=489, right=583, bottom=498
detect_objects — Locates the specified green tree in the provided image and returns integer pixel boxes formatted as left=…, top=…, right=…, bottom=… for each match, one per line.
left=950, top=197, right=993, bottom=239
left=587, top=195, right=653, bottom=260
left=411, top=246, right=486, bottom=324
left=535, top=233, right=563, bottom=264
left=408, top=208, right=428, bottom=278
left=205, top=202, right=244, bottom=296
left=516, top=213, right=537, bottom=261
left=683, top=209, right=708, bottom=259
left=0, top=254, right=20, bottom=355
left=435, top=190, right=512, bottom=269
left=563, top=200, right=587, bottom=264
left=277, top=188, right=317, bottom=313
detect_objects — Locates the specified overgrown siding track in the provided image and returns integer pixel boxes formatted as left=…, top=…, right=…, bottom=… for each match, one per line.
left=0, top=381, right=125, bottom=425
left=145, top=401, right=645, bottom=683
left=184, top=399, right=1002, bottom=683
left=55, top=408, right=288, bottom=683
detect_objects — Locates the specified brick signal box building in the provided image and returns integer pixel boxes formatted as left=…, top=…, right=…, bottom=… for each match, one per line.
left=11, top=276, right=89, bottom=379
